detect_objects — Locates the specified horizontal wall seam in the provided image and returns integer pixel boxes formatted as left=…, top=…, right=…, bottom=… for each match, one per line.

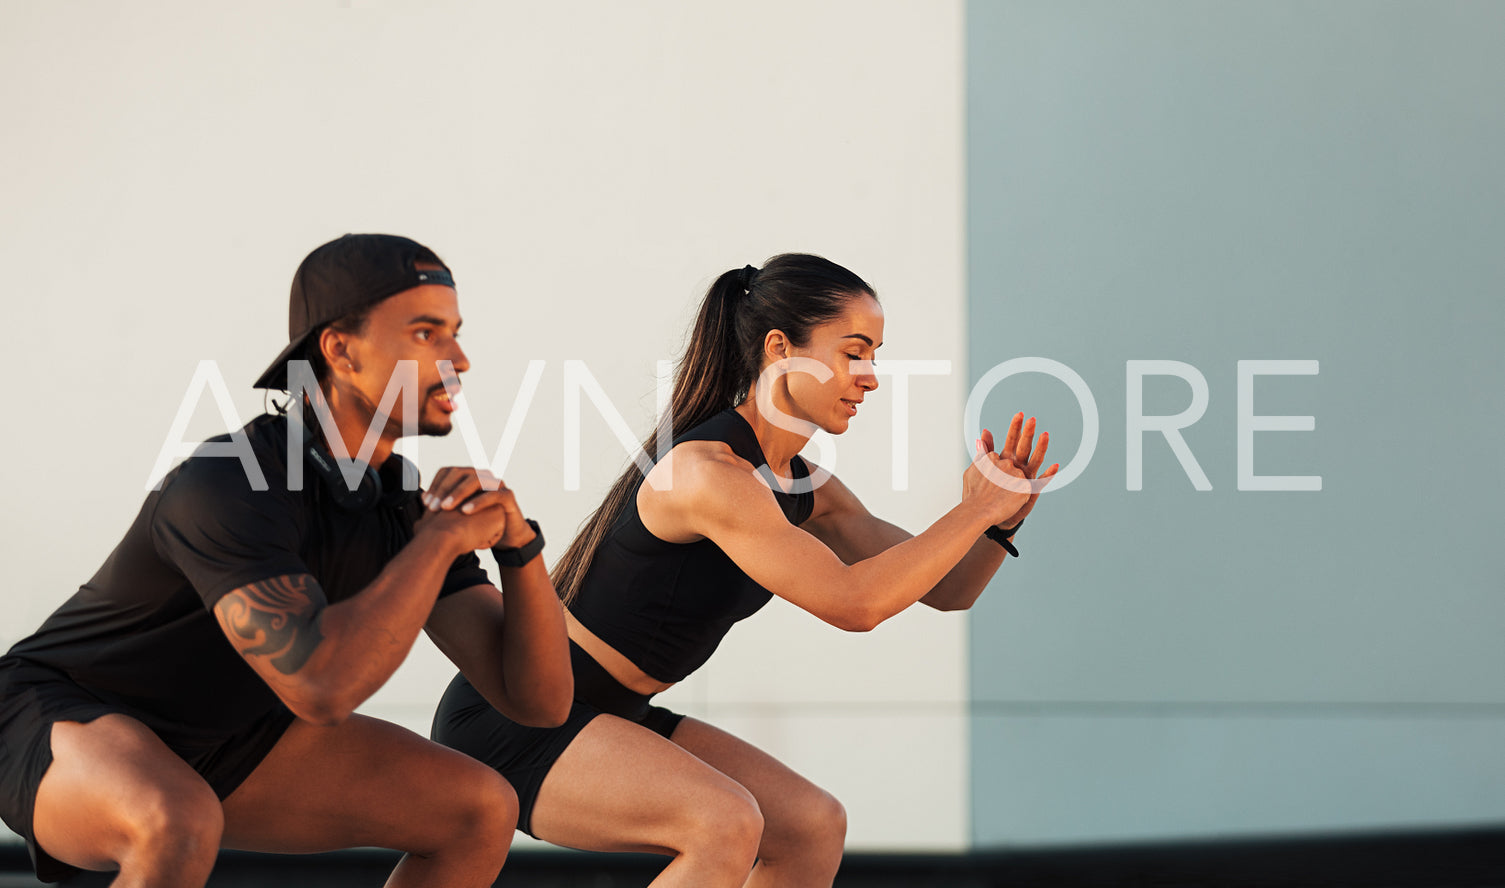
left=970, top=701, right=1505, bottom=719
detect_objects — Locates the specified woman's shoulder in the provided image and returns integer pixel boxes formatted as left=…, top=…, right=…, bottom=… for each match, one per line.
left=637, top=437, right=787, bottom=544
left=646, top=438, right=757, bottom=497
left=672, top=407, right=748, bottom=445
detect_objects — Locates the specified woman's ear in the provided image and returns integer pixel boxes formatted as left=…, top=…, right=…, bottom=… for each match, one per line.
left=763, top=329, right=791, bottom=364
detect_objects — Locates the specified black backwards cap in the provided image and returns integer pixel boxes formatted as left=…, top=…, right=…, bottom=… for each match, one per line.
left=253, top=233, right=455, bottom=390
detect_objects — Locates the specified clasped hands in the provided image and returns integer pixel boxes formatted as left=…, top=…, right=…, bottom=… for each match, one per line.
left=965, top=412, right=1060, bottom=531
left=415, top=467, right=536, bottom=553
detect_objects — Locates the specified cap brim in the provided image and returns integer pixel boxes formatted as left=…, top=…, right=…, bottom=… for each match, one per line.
left=252, top=333, right=314, bottom=390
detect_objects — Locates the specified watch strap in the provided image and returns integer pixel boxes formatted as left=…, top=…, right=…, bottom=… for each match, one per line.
left=983, top=523, right=1021, bottom=558
left=491, top=519, right=545, bottom=568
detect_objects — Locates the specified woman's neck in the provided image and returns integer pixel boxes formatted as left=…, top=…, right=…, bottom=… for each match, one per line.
left=734, top=395, right=811, bottom=477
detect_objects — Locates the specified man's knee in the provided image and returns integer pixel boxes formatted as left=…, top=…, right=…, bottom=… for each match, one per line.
left=125, top=779, right=224, bottom=868
left=38, top=716, right=223, bottom=875
left=444, top=764, right=518, bottom=849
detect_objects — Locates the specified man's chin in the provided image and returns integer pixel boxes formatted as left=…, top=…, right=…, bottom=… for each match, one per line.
left=417, top=418, right=454, bottom=437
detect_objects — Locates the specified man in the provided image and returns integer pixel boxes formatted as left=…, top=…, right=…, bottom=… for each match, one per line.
left=0, top=234, right=571, bottom=886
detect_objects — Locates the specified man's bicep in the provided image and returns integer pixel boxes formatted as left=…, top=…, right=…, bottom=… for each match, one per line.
left=425, top=584, right=506, bottom=666
left=425, top=585, right=519, bottom=717
left=212, top=574, right=328, bottom=677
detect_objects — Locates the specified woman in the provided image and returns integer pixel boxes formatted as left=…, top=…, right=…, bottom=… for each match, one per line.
left=433, top=254, right=1057, bottom=887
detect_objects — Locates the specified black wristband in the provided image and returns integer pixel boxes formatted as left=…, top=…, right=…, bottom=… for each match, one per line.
left=491, top=519, right=545, bottom=568
left=983, top=520, right=1022, bottom=558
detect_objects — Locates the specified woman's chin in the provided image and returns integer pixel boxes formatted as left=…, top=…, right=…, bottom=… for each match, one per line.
left=822, top=414, right=854, bottom=435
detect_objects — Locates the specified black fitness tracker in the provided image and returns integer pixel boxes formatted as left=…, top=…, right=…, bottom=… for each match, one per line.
left=491, top=519, right=545, bottom=567
left=983, top=521, right=1021, bottom=558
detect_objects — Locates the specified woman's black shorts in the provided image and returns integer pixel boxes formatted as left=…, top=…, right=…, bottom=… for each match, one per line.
left=0, top=659, right=294, bottom=883
left=431, top=640, right=683, bottom=836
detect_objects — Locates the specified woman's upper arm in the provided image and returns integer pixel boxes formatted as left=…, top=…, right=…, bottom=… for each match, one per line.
left=645, top=450, right=874, bottom=629
left=800, top=467, right=913, bottom=565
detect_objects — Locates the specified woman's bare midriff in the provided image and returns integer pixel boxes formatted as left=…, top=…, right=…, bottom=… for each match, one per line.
left=564, top=609, right=675, bottom=696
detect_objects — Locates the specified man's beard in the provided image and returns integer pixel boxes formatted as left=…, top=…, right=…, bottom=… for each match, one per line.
left=417, top=415, right=453, bottom=437
left=376, top=408, right=451, bottom=438
left=365, top=384, right=453, bottom=438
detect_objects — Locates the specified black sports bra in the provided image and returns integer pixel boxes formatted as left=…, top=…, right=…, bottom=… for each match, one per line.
left=568, top=408, right=815, bottom=684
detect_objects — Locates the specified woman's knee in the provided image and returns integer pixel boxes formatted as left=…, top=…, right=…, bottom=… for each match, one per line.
left=765, top=785, right=846, bottom=866
left=726, top=791, right=766, bottom=859
left=813, top=790, right=847, bottom=854
left=683, top=783, right=764, bottom=867
left=811, top=789, right=847, bottom=845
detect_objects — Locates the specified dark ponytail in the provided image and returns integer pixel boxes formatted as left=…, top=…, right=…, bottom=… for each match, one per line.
left=551, top=253, right=875, bottom=604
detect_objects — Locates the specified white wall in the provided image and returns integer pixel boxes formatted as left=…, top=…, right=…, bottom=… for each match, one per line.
left=0, top=1, right=967, bottom=851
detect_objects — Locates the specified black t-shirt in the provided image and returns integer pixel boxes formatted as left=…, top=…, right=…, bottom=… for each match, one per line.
left=3, top=413, right=489, bottom=736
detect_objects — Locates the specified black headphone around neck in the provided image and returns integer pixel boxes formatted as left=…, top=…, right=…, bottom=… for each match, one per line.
left=299, top=417, right=418, bottom=512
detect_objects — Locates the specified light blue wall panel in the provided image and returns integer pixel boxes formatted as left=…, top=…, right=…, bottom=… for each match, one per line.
left=974, top=712, right=1505, bottom=844
left=966, top=0, right=1505, bottom=845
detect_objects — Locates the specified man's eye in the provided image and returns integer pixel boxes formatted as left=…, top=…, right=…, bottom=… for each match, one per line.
left=416, top=329, right=433, bottom=341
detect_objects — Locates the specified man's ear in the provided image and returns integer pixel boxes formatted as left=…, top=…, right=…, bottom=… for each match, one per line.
left=320, top=327, right=357, bottom=374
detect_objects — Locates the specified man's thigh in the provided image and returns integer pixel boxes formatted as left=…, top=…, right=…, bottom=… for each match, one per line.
left=33, top=713, right=221, bottom=875
left=220, top=712, right=518, bottom=856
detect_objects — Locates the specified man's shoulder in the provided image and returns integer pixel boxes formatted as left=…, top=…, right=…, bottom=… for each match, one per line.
left=158, top=413, right=296, bottom=503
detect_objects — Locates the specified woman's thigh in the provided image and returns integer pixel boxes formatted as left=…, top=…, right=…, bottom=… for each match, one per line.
left=669, top=717, right=846, bottom=859
left=527, top=713, right=760, bottom=856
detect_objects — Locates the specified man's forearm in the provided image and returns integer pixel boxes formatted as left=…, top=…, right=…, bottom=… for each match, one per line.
left=493, top=557, right=573, bottom=726
left=298, top=528, right=468, bottom=722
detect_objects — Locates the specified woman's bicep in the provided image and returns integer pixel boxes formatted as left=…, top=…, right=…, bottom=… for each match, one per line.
left=801, top=471, right=913, bottom=564
left=689, top=468, right=870, bottom=628
left=715, top=517, right=866, bottom=627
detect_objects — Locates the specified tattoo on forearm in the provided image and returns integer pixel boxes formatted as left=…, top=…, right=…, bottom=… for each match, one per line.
left=215, top=575, right=326, bottom=675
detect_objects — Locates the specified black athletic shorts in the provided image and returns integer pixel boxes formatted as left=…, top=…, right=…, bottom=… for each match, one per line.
left=432, top=640, right=684, bottom=836
left=0, top=659, right=295, bottom=883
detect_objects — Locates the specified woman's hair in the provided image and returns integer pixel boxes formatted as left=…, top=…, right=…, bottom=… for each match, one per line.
left=551, top=252, right=875, bottom=604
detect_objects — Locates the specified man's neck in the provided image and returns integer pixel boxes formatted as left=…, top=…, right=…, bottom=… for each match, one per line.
left=307, top=389, right=396, bottom=468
